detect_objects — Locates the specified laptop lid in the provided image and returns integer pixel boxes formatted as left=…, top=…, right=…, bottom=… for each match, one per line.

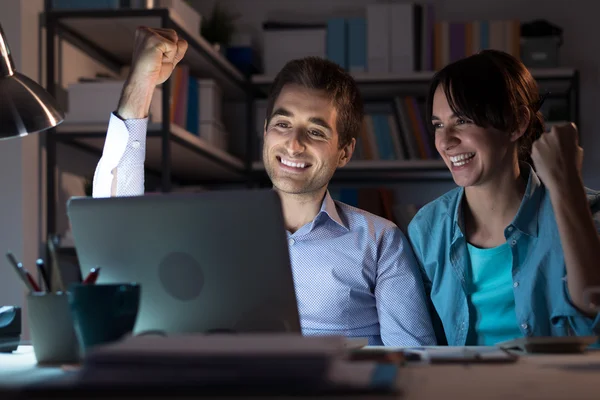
left=66, top=189, right=301, bottom=335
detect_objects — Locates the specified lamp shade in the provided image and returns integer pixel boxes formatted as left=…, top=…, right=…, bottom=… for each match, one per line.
left=0, top=24, right=64, bottom=139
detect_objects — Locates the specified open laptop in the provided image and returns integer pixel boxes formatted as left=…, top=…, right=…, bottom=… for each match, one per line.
left=66, top=189, right=301, bottom=336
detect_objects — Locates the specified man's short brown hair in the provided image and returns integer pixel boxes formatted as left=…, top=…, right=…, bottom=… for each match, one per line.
left=265, top=57, right=364, bottom=148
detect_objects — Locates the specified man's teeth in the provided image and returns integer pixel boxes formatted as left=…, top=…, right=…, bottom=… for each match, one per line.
left=450, top=152, right=475, bottom=166
left=280, top=158, right=306, bottom=168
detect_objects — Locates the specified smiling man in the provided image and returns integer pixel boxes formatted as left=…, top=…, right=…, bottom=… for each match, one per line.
left=92, top=26, right=436, bottom=346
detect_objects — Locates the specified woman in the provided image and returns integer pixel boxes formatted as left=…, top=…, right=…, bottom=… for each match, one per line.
left=408, top=50, right=600, bottom=346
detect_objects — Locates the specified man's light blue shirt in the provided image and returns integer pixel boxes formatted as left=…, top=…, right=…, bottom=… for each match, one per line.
left=408, top=163, right=600, bottom=345
left=289, top=191, right=436, bottom=346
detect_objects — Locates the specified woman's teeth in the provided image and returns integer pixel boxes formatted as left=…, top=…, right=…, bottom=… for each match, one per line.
left=280, top=158, right=307, bottom=168
left=450, top=152, right=475, bottom=167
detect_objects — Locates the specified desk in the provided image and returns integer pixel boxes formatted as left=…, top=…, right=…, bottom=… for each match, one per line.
left=1, top=345, right=599, bottom=399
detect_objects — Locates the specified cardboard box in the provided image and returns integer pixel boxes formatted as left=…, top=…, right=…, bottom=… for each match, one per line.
left=66, top=80, right=162, bottom=123
left=263, top=28, right=326, bottom=75
left=198, top=79, right=222, bottom=123
left=156, top=0, right=202, bottom=37
left=200, top=120, right=228, bottom=151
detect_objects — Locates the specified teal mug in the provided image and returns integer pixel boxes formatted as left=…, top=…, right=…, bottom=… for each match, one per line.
left=68, top=283, right=140, bottom=353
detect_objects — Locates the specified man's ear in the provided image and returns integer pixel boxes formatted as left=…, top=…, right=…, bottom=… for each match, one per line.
left=338, top=138, right=356, bottom=168
left=511, top=107, right=530, bottom=142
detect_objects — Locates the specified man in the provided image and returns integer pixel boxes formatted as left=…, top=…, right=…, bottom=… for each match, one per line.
left=93, top=26, right=436, bottom=346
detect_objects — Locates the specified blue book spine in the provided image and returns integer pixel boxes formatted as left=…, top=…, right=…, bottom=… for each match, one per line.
left=53, top=0, right=120, bottom=9
left=326, top=18, right=347, bottom=69
left=372, top=114, right=394, bottom=160
left=347, top=17, right=366, bottom=72
left=186, top=77, right=199, bottom=136
left=480, top=21, right=490, bottom=50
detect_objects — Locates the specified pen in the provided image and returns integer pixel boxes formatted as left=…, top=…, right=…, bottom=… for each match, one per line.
left=83, top=267, right=101, bottom=284
left=36, top=258, right=51, bottom=292
left=47, top=234, right=64, bottom=292
left=6, top=252, right=41, bottom=293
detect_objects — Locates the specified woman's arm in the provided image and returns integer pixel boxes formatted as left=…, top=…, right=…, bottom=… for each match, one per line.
left=531, top=123, right=600, bottom=314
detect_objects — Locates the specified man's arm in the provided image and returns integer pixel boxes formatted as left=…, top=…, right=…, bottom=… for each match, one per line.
left=92, top=114, right=148, bottom=197
left=92, top=26, right=188, bottom=197
left=375, top=226, right=437, bottom=346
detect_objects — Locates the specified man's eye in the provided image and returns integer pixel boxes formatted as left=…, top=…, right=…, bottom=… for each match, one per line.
left=309, top=130, right=324, bottom=137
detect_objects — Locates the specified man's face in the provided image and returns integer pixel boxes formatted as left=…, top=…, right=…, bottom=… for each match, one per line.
left=262, top=84, right=355, bottom=197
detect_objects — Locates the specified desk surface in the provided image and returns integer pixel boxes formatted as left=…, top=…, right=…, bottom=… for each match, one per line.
left=1, top=345, right=600, bottom=399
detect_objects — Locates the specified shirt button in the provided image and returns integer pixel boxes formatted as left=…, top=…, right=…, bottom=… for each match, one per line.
left=513, top=281, right=519, bottom=288
left=511, top=239, right=517, bottom=246
left=132, top=140, right=140, bottom=149
left=288, top=238, right=295, bottom=246
left=507, top=226, right=513, bottom=232
left=521, top=323, right=528, bottom=330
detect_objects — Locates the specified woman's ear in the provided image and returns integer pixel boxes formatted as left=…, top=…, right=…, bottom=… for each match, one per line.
left=511, top=107, right=530, bottom=142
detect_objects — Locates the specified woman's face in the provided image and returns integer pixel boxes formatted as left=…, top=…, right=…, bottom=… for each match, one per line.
left=431, top=85, right=520, bottom=188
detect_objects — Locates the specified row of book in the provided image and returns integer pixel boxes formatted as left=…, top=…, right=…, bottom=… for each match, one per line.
left=326, top=2, right=523, bottom=74
left=169, top=66, right=228, bottom=151
left=433, top=20, right=521, bottom=71
left=329, top=187, right=421, bottom=233
left=326, top=3, right=433, bottom=74
left=356, top=97, right=438, bottom=161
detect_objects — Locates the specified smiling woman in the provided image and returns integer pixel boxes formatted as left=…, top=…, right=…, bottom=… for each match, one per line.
left=407, top=50, right=600, bottom=347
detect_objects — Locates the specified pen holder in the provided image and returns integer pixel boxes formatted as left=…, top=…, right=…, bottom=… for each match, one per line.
left=26, top=292, right=80, bottom=365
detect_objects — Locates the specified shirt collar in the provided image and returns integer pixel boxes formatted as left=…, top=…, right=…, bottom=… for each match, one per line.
left=311, top=191, right=349, bottom=231
left=452, top=162, right=542, bottom=241
left=510, top=162, right=542, bottom=237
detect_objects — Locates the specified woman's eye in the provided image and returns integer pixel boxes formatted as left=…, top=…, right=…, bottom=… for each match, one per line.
left=457, top=118, right=472, bottom=125
left=432, top=122, right=442, bottom=130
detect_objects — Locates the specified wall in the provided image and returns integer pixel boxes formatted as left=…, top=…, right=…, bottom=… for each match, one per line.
left=0, top=0, right=119, bottom=329
left=190, top=0, right=600, bottom=190
left=0, top=0, right=44, bottom=340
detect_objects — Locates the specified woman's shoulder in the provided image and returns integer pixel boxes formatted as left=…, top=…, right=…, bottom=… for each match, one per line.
left=407, top=187, right=462, bottom=241
left=413, top=187, right=462, bottom=224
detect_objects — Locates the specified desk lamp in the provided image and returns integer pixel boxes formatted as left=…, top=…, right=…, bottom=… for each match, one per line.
left=0, top=23, right=64, bottom=138
left=0, top=23, right=63, bottom=352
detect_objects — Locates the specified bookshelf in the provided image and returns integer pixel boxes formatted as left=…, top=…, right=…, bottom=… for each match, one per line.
left=42, top=7, right=581, bottom=239
left=43, top=7, right=256, bottom=240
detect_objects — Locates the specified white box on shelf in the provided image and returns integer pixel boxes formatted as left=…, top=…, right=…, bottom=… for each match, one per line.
left=66, top=80, right=162, bottom=124
left=200, top=120, right=228, bottom=151
left=263, top=28, right=326, bottom=75
left=156, top=0, right=201, bottom=37
left=198, top=79, right=222, bottom=123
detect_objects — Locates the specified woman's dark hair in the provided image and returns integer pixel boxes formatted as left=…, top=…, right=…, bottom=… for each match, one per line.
left=265, top=57, right=364, bottom=148
left=426, top=50, right=545, bottom=163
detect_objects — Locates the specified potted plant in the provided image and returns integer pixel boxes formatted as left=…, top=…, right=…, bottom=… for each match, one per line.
left=200, top=3, right=240, bottom=54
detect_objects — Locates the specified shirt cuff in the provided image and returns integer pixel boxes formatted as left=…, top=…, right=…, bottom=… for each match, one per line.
left=558, top=277, right=600, bottom=335
left=102, top=112, right=148, bottom=164
left=92, top=113, right=148, bottom=198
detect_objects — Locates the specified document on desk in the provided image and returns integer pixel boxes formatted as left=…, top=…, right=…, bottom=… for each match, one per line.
left=68, top=334, right=399, bottom=394
left=404, top=346, right=518, bottom=363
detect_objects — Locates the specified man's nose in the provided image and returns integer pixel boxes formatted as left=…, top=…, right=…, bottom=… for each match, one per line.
left=285, top=129, right=306, bottom=155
